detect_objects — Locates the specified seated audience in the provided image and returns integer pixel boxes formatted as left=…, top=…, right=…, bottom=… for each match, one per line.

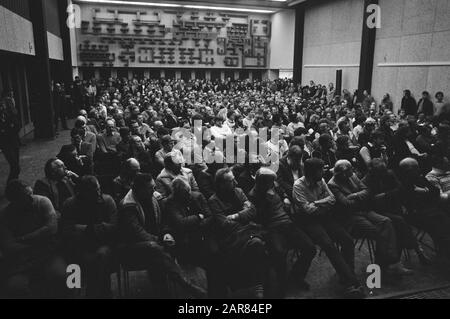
left=293, top=159, right=364, bottom=297
left=118, top=173, right=206, bottom=298
left=328, top=160, right=412, bottom=275
left=248, top=168, right=316, bottom=297
left=34, top=158, right=76, bottom=217
left=156, top=151, right=199, bottom=198
left=61, top=176, right=117, bottom=298
left=0, top=180, right=68, bottom=298
left=398, top=158, right=450, bottom=259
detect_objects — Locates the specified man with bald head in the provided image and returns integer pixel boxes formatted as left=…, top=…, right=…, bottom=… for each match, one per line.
left=113, top=158, right=140, bottom=203
left=74, top=116, right=97, bottom=152
left=329, top=160, right=412, bottom=276
left=398, top=158, right=450, bottom=259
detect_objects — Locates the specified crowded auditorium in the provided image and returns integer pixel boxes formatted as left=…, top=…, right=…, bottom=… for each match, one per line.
left=1, top=0, right=450, bottom=300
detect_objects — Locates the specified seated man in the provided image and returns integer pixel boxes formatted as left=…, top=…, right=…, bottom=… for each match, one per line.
left=118, top=173, right=205, bottom=298
left=236, top=157, right=261, bottom=196
left=426, top=153, right=450, bottom=210
left=0, top=180, right=68, bottom=298
left=277, top=145, right=304, bottom=201
left=207, top=168, right=268, bottom=298
left=129, top=135, right=153, bottom=175
left=248, top=168, right=316, bottom=297
left=74, top=117, right=97, bottom=155
left=196, top=151, right=226, bottom=200
left=362, top=159, right=430, bottom=265
left=312, top=134, right=336, bottom=181
left=70, top=128, right=94, bottom=163
left=328, top=160, right=412, bottom=275
left=163, top=178, right=210, bottom=265
left=57, top=144, right=92, bottom=177
left=34, top=158, right=76, bottom=218
left=61, top=176, right=117, bottom=298
left=359, top=130, right=389, bottom=174
left=208, top=168, right=256, bottom=226
left=293, top=159, right=363, bottom=297
left=113, top=158, right=141, bottom=204
left=398, top=158, right=450, bottom=259
left=156, top=151, right=199, bottom=199
left=96, top=119, right=121, bottom=154
left=154, top=135, right=176, bottom=172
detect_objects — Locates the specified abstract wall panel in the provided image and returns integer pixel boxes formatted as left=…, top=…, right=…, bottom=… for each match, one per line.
left=76, top=3, right=271, bottom=69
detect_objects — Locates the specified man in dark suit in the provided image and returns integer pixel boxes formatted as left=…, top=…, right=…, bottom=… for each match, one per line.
left=401, top=90, right=418, bottom=116
left=417, top=91, right=434, bottom=117
left=34, top=158, right=76, bottom=217
left=118, top=173, right=206, bottom=298
left=277, top=146, right=304, bottom=201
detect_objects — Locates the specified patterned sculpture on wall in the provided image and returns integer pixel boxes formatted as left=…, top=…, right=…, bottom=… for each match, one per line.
left=77, top=5, right=271, bottom=69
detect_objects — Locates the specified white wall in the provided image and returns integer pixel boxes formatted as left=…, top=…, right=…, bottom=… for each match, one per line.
left=371, top=0, right=450, bottom=112
left=270, top=9, right=295, bottom=72
left=302, top=0, right=363, bottom=90
left=0, top=5, right=35, bottom=56
left=47, top=32, right=64, bottom=61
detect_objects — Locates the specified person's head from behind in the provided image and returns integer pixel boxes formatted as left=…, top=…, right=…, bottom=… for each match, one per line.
left=121, top=158, right=141, bottom=181
left=132, top=173, right=155, bottom=202
left=336, top=135, right=350, bottom=152
left=289, top=136, right=306, bottom=151
left=398, top=158, right=420, bottom=185
left=45, top=158, right=66, bottom=181
left=215, top=168, right=236, bottom=195
left=396, top=122, right=411, bottom=140
left=58, top=144, right=78, bottom=163
left=319, top=134, right=333, bottom=151
left=5, top=180, right=33, bottom=209
left=76, top=175, right=101, bottom=203
left=287, top=145, right=303, bottom=170
left=334, top=160, right=353, bottom=182
left=131, top=135, right=144, bottom=151
left=119, top=127, right=130, bottom=141
left=206, top=150, right=225, bottom=172
left=318, top=122, right=329, bottom=134
left=160, top=135, right=175, bottom=152
left=304, top=158, right=325, bottom=184
left=164, top=152, right=183, bottom=175
left=430, top=152, right=449, bottom=171
left=172, top=178, right=191, bottom=204
left=372, top=130, right=385, bottom=147
left=214, top=116, right=224, bottom=128
left=367, top=158, right=388, bottom=179
left=338, top=120, right=350, bottom=134
left=255, top=168, right=276, bottom=194
left=404, top=90, right=411, bottom=97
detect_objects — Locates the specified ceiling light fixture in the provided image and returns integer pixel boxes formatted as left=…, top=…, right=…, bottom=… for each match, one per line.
left=75, top=0, right=276, bottom=13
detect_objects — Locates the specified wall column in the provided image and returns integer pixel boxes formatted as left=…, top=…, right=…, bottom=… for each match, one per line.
left=293, top=3, right=305, bottom=84
left=357, top=0, right=378, bottom=101
left=30, top=0, right=55, bottom=139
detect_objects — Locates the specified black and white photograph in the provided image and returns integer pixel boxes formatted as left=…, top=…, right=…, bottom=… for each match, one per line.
left=1, top=0, right=450, bottom=302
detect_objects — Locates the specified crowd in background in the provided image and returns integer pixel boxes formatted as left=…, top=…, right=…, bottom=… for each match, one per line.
left=1, top=76, right=450, bottom=299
